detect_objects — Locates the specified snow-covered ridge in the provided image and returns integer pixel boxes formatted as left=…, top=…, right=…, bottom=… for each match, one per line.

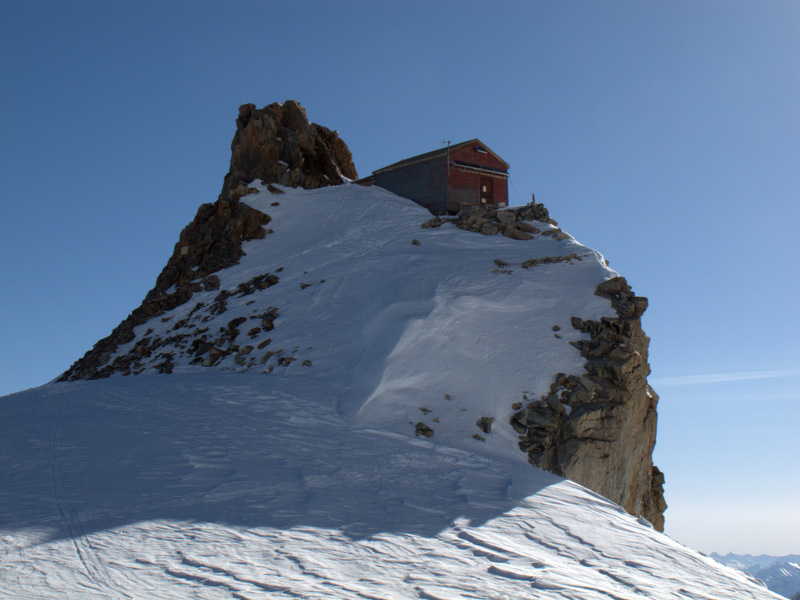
left=97, top=182, right=616, bottom=465
left=0, top=183, right=781, bottom=598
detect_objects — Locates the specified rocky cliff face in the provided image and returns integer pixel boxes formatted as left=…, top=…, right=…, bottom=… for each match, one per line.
left=511, top=276, right=666, bottom=530
left=60, top=100, right=354, bottom=381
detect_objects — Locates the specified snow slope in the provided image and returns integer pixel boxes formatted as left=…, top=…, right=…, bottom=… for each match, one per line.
left=94, top=182, right=615, bottom=464
left=0, top=375, right=778, bottom=599
left=0, top=183, right=780, bottom=598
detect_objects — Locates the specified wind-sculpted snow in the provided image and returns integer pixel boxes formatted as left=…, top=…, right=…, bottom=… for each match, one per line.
left=0, top=375, right=779, bottom=599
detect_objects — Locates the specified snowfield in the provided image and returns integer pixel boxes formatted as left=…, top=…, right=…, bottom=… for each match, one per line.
left=1, top=375, right=778, bottom=599
left=0, top=184, right=781, bottom=598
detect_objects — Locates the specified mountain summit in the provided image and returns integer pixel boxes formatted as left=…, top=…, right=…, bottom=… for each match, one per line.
left=1, top=102, right=777, bottom=599
left=60, top=101, right=665, bottom=531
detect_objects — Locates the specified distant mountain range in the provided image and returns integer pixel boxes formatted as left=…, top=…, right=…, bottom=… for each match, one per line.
left=712, top=554, right=800, bottom=598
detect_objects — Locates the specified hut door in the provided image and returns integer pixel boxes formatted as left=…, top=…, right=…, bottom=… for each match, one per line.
left=480, top=176, right=494, bottom=205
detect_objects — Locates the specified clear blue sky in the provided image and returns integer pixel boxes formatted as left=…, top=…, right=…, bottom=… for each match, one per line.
left=1, top=0, right=798, bottom=555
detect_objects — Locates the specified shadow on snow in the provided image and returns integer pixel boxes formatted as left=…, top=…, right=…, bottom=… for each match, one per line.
left=0, top=373, right=559, bottom=544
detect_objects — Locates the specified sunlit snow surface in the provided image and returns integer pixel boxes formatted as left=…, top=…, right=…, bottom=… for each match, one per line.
left=1, top=376, right=776, bottom=599
left=0, top=184, right=779, bottom=598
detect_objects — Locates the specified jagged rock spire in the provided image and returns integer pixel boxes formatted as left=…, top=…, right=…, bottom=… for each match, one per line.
left=220, top=100, right=357, bottom=201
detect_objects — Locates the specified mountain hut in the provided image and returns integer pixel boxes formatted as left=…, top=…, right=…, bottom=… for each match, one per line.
left=358, top=139, right=509, bottom=214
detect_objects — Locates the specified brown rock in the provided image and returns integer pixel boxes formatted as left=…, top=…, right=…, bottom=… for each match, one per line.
left=517, top=222, right=540, bottom=234
left=496, top=210, right=516, bottom=224
left=421, top=216, right=447, bottom=229
left=452, top=200, right=556, bottom=238
left=476, top=416, right=495, bottom=433
left=595, top=276, right=631, bottom=298
left=203, top=275, right=221, bottom=291
left=415, top=422, right=435, bottom=438
left=503, top=225, right=534, bottom=241
left=220, top=100, right=357, bottom=200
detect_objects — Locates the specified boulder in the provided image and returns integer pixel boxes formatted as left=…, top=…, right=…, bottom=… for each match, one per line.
left=503, top=225, right=534, bottom=241
left=496, top=210, right=516, bottom=224
left=517, top=222, right=540, bottom=234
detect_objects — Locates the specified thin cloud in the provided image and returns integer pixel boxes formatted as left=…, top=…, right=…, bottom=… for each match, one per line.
left=650, top=367, right=800, bottom=386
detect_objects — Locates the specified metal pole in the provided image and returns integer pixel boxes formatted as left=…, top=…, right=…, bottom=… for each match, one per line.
left=442, top=140, right=451, bottom=213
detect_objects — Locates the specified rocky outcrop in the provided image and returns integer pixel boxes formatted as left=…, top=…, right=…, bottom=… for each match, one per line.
left=510, top=276, right=667, bottom=531
left=220, top=100, right=357, bottom=200
left=423, top=201, right=559, bottom=239
left=59, top=201, right=272, bottom=381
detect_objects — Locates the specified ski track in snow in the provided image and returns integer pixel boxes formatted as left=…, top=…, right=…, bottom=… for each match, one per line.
left=0, top=184, right=781, bottom=599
